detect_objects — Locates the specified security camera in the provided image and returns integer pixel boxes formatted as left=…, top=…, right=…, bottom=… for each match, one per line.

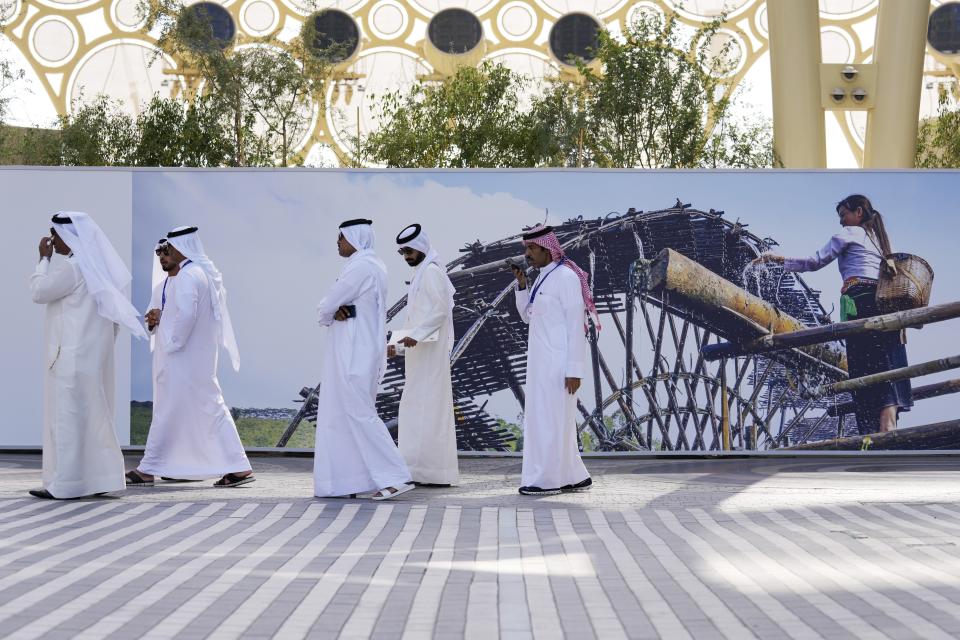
left=851, top=88, right=867, bottom=102
left=841, top=65, right=858, bottom=81
left=830, top=87, right=846, bottom=103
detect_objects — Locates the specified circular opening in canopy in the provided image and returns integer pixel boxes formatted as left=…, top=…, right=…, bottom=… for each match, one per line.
left=928, top=2, right=960, bottom=55
left=305, top=9, right=360, bottom=62
left=549, top=13, right=600, bottom=65
left=428, top=8, right=483, bottom=54
left=178, top=2, right=236, bottom=52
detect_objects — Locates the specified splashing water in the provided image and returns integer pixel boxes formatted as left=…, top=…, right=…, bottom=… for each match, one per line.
left=741, top=261, right=776, bottom=298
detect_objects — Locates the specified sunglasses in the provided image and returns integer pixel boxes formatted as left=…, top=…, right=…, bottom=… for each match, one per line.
left=397, top=247, right=418, bottom=256
left=155, top=244, right=170, bottom=256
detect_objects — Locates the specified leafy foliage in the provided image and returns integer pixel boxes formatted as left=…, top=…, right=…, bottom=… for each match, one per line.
left=143, top=0, right=333, bottom=166
left=58, top=94, right=137, bottom=166
left=542, top=11, right=774, bottom=168
left=916, top=86, right=960, bottom=168
left=133, top=94, right=234, bottom=166
left=362, top=10, right=773, bottom=169
left=361, top=62, right=547, bottom=168
left=0, top=45, right=24, bottom=146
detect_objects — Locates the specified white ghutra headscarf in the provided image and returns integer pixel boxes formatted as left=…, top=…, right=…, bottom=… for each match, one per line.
left=165, top=226, right=240, bottom=371
left=51, top=212, right=148, bottom=339
left=396, top=223, right=455, bottom=350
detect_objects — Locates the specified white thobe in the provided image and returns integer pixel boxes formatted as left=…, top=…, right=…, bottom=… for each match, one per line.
left=397, top=264, right=459, bottom=485
left=138, top=263, right=250, bottom=479
left=515, top=262, right=590, bottom=489
left=30, top=256, right=126, bottom=498
left=314, top=253, right=411, bottom=497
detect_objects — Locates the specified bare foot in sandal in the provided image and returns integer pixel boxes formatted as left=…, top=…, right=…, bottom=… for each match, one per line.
left=125, top=469, right=154, bottom=486
left=214, top=471, right=255, bottom=488
left=371, top=483, right=414, bottom=501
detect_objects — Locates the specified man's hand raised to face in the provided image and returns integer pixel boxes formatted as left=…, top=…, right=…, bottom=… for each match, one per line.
left=511, top=263, right=527, bottom=290
left=39, top=236, right=54, bottom=260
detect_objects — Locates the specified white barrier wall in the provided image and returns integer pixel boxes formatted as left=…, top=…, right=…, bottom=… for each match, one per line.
left=1, top=168, right=958, bottom=448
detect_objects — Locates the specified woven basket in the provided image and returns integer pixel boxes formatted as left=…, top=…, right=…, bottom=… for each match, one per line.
left=876, top=253, right=934, bottom=313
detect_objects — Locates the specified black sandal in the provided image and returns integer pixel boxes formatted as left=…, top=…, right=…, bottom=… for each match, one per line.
left=125, top=470, right=154, bottom=486
left=160, top=477, right=202, bottom=483
left=214, top=473, right=255, bottom=488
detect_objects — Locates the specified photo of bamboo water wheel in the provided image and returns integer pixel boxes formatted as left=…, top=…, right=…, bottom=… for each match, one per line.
left=282, top=202, right=859, bottom=451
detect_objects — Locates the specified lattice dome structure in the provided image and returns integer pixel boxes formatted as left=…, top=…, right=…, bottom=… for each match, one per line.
left=2, top=1, right=958, bottom=167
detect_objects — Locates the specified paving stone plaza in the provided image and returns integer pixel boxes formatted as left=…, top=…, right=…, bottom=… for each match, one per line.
left=2, top=453, right=960, bottom=638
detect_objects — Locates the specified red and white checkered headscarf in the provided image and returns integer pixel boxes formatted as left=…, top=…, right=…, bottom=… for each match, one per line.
left=522, top=224, right=600, bottom=329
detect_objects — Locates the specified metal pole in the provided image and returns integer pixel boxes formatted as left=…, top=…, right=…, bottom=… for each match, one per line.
left=863, top=0, right=930, bottom=168
left=767, top=0, right=825, bottom=167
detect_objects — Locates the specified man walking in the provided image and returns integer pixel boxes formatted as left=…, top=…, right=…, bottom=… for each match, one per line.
left=127, top=226, right=254, bottom=488
left=314, top=219, right=413, bottom=500
left=511, top=224, right=594, bottom=496
left=391, top=224, right=459, bottom=486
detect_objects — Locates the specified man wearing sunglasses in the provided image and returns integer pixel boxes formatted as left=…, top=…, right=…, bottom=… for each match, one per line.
left=390, top=224, right=459, bottom=487
left=127, top=226, right=254, bottom=489
left=144, top=239, right=180, bottom=333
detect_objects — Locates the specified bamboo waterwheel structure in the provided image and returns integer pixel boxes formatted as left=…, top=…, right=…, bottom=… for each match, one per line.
left=282, top=202, right=861, bottom=451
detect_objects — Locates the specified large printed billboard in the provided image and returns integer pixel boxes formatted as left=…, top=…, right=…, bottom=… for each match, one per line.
left=3, top=168, right=957, bottom=451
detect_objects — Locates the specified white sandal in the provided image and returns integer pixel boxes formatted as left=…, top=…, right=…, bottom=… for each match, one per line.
left=371, top=483, right=414, bottom=501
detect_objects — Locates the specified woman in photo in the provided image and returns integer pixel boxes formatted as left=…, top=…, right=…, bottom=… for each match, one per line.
left=755, top=194, right=912, bottom=435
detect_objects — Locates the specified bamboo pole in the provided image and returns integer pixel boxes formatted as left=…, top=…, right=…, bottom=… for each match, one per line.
left=645, top=249, right=847, bottom=371
left=787, top=418, right=960, bottom=450
left=827, top=378, right=960, bottom=417
left=803, top=355, right=960, bottom=400
left=721, top=363, right=731, bottom=451
left=703, top=301, right=960, bottom=361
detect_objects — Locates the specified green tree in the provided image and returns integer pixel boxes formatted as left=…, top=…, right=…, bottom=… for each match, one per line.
left=0, top=19, right=26, bottom=153
left=57, top=94, right=137, bottom=166
left=132, top=94, right=233, bottom=166
left=360, top=11, right=773, bottom=169
left=143, top=0, right=333, bottom=166
left=917, top=86, right=960, bottom=168
left=361, top=62, right=547, bottom=167
left=547, top=11, right=774, bottom=168
left=0, top=50, right=23, bottom=126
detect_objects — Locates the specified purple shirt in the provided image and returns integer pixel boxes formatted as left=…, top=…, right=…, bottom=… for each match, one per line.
left=783, top=225, right=882, bottom=280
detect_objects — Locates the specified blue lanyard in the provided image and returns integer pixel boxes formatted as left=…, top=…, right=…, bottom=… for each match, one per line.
left=528, top=259, right=564, bottom=306
left=161, top=260, right=191, bottom=311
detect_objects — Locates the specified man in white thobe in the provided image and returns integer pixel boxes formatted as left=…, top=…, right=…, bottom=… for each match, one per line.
left=512, top=224, right=594, bottom=496
left=390, top=224, right=459, bottom=486
left=128, top=226, right=253, bottom=488
left=314, top=219, right=413, bottom=500
left=29, top=212, right=148, bottom=499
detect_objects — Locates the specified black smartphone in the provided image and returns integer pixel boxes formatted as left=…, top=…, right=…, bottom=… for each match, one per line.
left=342, top=304, right=357, bottom=318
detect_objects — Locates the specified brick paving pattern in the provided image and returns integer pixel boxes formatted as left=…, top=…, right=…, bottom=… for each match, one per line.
left=0, top=454, right=959, bottom=638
